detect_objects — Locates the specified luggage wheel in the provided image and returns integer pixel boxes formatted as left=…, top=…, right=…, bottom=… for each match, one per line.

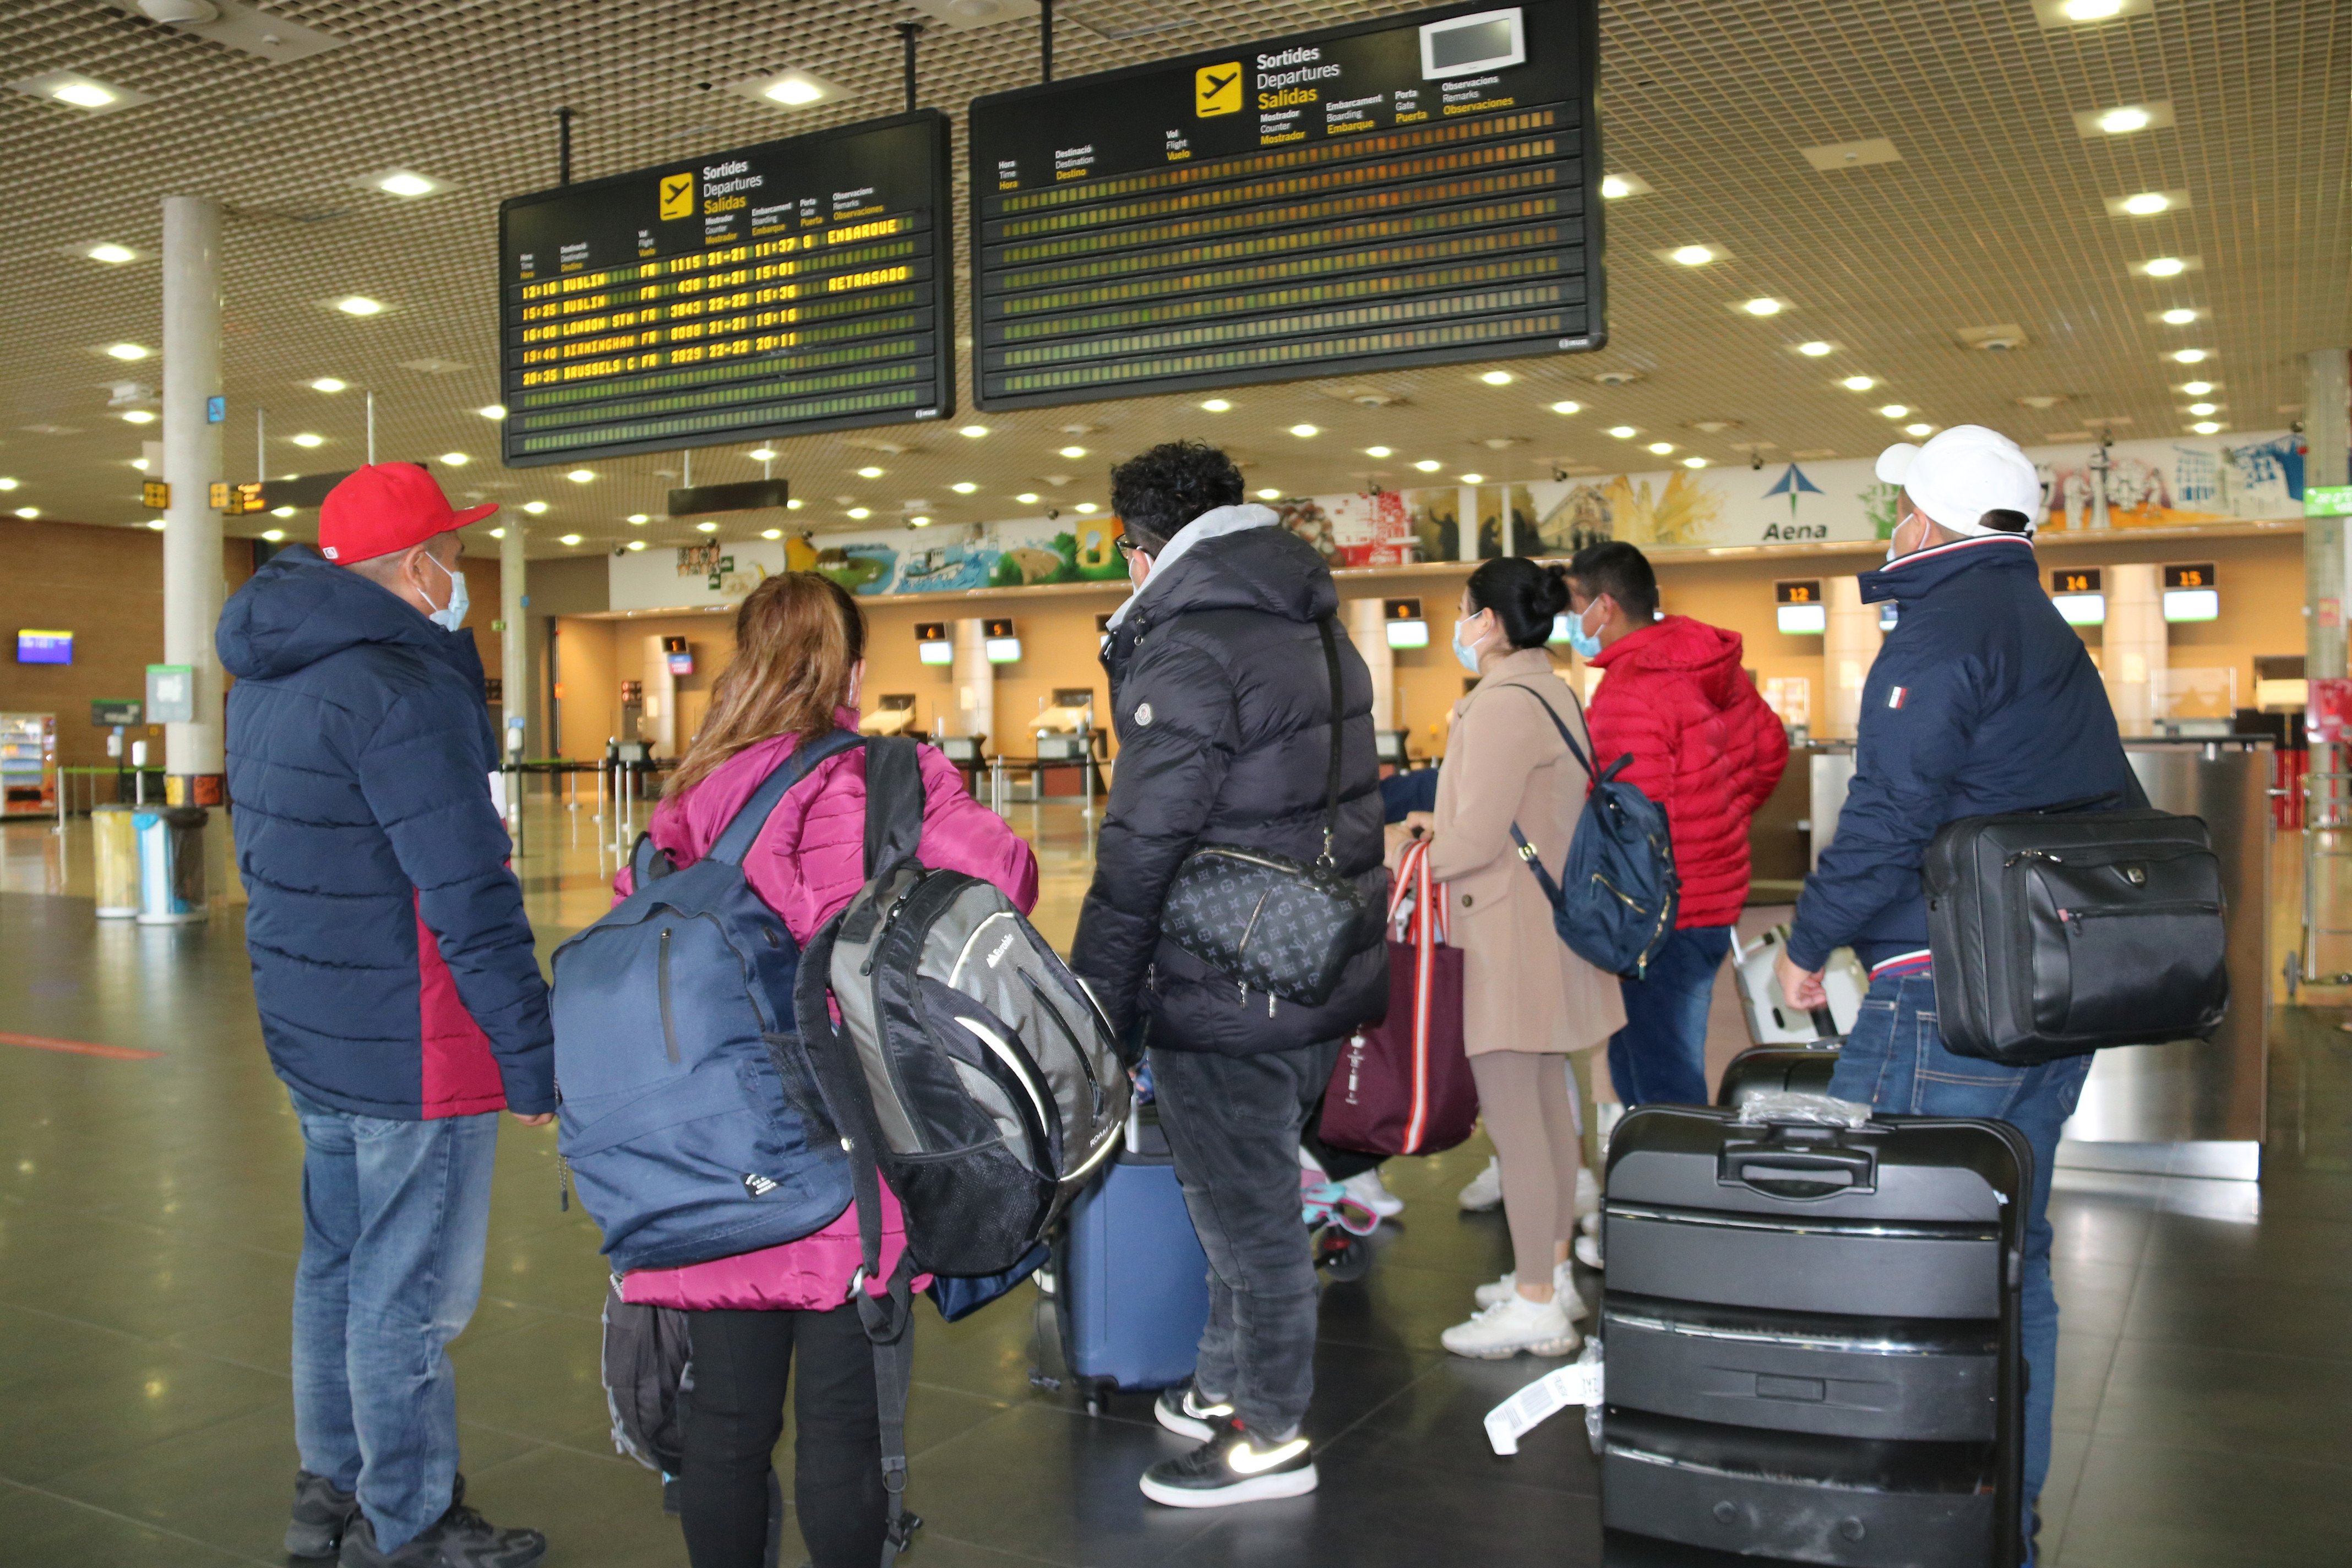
left=1314, top=1228, right=1373, bottom=1283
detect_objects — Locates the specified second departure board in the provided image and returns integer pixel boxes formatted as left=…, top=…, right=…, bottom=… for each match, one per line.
left=967, top=1, right=1602, bottom=412
left=498, top=110, right=954, bottom=467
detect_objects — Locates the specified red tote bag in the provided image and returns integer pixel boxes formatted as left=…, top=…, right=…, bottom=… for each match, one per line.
left=1321, top=838, right=1479, bottom=1156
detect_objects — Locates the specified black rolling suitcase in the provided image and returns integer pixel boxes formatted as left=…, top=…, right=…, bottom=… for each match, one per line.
left=1714, top=1044, right=1841, bottom=1112
left=1599, top=1103, right=2032, bottom=1568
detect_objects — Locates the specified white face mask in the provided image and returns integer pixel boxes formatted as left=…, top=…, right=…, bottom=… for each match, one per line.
left=420, top=552, right=469, bottom=632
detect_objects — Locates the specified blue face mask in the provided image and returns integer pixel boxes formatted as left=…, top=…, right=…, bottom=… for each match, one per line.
left=1452, top=614, right=1486, bottom=673
left=422, top=553, right=469, bottom=633
left=1561, top=600, right=1604, bottom=660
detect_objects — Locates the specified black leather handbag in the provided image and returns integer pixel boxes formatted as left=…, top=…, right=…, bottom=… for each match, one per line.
left=1160, top=619, right=1369, bottom=1009
left=1925, top=802, right=2228, bottom=1064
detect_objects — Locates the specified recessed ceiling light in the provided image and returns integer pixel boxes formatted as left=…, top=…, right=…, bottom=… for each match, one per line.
left=1796, top=340, right=1834, bottom=356
left=2191, top=421, right=2222, bottom=434
left=335, top=296, right=385, bottom=316
left=763, top=70, right=829, bottom=106
left=626, top=539, right=645, bottom=550
left=1479, top=371, right=1514, bottom=385
left=2173, top=348, right=2207, bottom=363
left=748, top=447, right=777, bottom=460
left=957, top=425, right=989, bottom=439
left=106, top=342, right=149, bottom=361
left=1683, top=456, right=1708, bottom=469
left=1290, top=423, right=1319, bottom=437
left=847, top=507, right=871, bottom=519
left=2120, top=192, right=2171, bottom=216
left=477, top=404, right=507, bottom=419
left=271, top=505, right=295, bottom=518
left=1607, top=426, right=1637, bottom=439
left=1646, top=442, right=1674, bottom=455
left=2160, top=308, right=2198, bottom=325
left=1413, top=459, right=1443, bottom=472
left=2180, top=380, right=2214, bottom=395
left=1879, top=404, right=1909, bottom=418
left=261, top=528, right=286, bottom=542
left=1015, top=492, right=1040, bottom=504
left=145, top=518, right=164, bottom=530
left=15, top=507, right=40, bottom=519
left=2187, top=402, right=2218, bottom=416
left=1200, top=399, right=1232, bottom=412
left=121, top=409, right=155, bottom=424
left=291, top=432, right=324, bottom=447
left=0, top=478, right=17, bottom=490
left=488, top=526, right=505, bottom=538
left=86, top=244, right=137, bottom=264
left=567, top=469, right=596, bottom=483
left=787, top=498, right=804, bottom=509
left=1670, top=245, right=1716, bottom=266
left=522, top=500, right=548, bottom=514
left=1074, top=503, right=1099, bottom=514
left=377, top=172, right=438, bottom=198
left=856, top=465, right=884, bottom=478
left=951, top=481, right=978, bottom=493
left=440, top=451, right=469, bottom=466
left=755, top=527, right=780, bottom=540
left=1255, top=488, right=1281, bottom=500
left=695, top=521, right=718, bottom=532
left=1742, top=298, right=1783, bottom=316
left=627, top=513, right=649, bottom=524
left=1058, top=446, right=1086, bottom=459
left=1842, top=375, right=1876, bottom=391
left=128, top=460, right=146, bottom=472
left=1364, top=445, right=1393, bottom=458
left=1459, top=472, right=1486, bottom=484
left=1599, top=175, right=1632, bottom=199
left=309, top=377, right=346, bottom=393
left=560, top=533, right=583, bottom=545
left=50, top=81, right=118, bottom=109
left=2096, top=106, right=2152, bottom=134
left=1904, top=422, right=1935, bottom=436
left=2063, top=0, right=2125, bottom=19
left=2142, top=257, right=2186, bottom=277
left=1550, top=400, right=1581, bottom=415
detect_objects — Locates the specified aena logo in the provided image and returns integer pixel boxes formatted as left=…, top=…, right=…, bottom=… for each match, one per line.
left=659, top=172, right=695, bottom=220
left=1194, top=62, right=1242, bottom=117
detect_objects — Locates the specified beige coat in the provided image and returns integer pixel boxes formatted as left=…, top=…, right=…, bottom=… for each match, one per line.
left=1427, top=649, right=1627, bottom=1057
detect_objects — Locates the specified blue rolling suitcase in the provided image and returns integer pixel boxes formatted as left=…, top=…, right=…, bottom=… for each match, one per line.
left=1042, top=1106, right=1211, bottom=1414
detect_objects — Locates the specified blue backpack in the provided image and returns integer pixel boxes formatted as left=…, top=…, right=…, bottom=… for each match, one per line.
left=551, top=729, right=862, bottom=1272
left=1504, top=685, right=1681, bottom=979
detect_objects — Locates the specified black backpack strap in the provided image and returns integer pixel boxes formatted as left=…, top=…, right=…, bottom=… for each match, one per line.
left=1502, top=680, right=1597, bottom=779
left=862, top=735, right=928, bottom=879
left=706, top=729, right=864, bottom=866
left=1316, top=618, right=1344, bottom=868
left=1501, top=682, right=1614, bottom=893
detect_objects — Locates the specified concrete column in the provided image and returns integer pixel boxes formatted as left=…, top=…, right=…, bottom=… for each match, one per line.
left=2104, top=563, right=2165, bottom=734
left=500, top=524, right=530, bottom=758
left=951, top=618, right=994, bottom=743
left=1344, top=596, right=1396, bottom=729
left=161, top=195, right=225, bottom=787
left=2309, top=347, right=2351, bottom=682
left=1457, top=486, right=1480, bottom=562
left=1821, top=574, right=1883, bottom=739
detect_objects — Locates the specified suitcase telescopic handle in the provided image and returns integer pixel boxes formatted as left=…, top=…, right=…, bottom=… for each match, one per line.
left=1722, top=1146, right=1876, bottom=1199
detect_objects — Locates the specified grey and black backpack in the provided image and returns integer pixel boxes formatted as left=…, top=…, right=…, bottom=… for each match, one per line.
left=795, top=737, right=1130, bottom=1283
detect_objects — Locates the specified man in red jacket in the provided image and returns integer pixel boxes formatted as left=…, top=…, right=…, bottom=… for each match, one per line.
left=1564, top=542, right=1789, bottom=1113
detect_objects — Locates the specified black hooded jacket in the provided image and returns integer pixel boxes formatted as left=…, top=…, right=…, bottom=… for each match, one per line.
left=1070, top=510, right=1388, bottom=1056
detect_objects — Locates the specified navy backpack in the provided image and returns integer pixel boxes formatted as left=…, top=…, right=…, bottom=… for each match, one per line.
left=551, top=729, right=862, bottom=1273
left=1505, top=685, right=1681, bottom=979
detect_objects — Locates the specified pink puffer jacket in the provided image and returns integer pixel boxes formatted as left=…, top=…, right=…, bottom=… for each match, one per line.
left=619, top=714, right=1039, bottom=1311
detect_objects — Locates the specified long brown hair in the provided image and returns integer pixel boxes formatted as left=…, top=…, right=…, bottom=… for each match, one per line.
left=667, top=571, right=864, bottom=797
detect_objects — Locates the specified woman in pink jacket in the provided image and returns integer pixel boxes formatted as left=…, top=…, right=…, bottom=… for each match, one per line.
left=618, top=573, right=1037, bottom=1568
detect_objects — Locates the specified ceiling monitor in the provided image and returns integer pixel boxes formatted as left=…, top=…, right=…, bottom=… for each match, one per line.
left=915, top=620, right=953, bottom=666
left=2050, top=567, right=2104, bottom=627
left=1774, top=580, right=1825, bottom=635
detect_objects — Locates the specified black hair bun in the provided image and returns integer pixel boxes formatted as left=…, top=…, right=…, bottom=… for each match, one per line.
left=1538, top=563, right=1571, bottom=619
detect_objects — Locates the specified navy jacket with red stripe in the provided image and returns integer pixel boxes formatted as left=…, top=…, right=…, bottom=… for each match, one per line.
left=218, top=547, right=554, bottom=1119
left=1787, top=533, right=2138, bottom=972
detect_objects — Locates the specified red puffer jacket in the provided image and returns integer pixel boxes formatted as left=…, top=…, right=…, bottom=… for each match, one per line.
left=1586, top=616, right=1790, bottom=929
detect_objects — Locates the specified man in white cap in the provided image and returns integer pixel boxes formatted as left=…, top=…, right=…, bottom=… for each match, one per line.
left=1776, top=425, right=2138, bottom=1564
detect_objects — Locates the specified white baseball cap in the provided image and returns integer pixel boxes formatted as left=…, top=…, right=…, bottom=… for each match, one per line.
left=1876, top=424, right=2044, bottom=536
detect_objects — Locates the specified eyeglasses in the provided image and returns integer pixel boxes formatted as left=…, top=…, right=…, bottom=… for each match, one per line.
left=1114, top=535, right=1142, bottom=559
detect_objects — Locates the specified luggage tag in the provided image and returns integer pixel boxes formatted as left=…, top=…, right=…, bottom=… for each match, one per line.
left=1484, top=1342, right=1604, bottom=1455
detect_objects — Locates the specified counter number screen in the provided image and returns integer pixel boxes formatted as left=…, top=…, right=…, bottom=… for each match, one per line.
left=967, top=0, right=1603, bottom=411
left=498, top=111, right=954, bottom=466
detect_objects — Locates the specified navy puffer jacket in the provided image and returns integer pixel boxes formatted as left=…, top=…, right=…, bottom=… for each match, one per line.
left=1071, top=508, right=1388, bottom=1055
left=218, top=547, right=554, bottom=1118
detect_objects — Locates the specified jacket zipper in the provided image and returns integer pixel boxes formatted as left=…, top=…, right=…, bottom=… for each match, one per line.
left=657, top=927, right=680, bottom=1064
left=1197, top=847, right=1298, bottom=873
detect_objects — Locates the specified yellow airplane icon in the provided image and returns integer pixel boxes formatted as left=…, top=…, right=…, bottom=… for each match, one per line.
left=659, top=172, right=695, bottom=220
left=1195, top=62, right=1241, bottom=117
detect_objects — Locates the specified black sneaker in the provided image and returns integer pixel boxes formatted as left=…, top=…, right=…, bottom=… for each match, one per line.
left=1153, top=1379, right=1237, bottom=1443
left=286, top=1471, right=362, bottom=1559
left=1138, top=1419, right=1317, bottom=1508
left=337, top=1487, right=546, bottom=1568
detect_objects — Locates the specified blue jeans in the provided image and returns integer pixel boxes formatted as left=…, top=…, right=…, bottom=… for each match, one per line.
left=1826, top=972, right=2092, bottom=1546
left=288, top=1091, right=500, bottom=1551
left=1607, top=925, right=1732, bottom=1107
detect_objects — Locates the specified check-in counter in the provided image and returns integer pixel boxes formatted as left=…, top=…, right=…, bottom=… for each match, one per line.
left=1805, top=737, right=2271, bottom=1178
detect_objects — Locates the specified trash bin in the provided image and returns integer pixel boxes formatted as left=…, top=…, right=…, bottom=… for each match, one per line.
left=134, top=805, right=208, bottom=924
left=92, top=803, right=140, bottom=918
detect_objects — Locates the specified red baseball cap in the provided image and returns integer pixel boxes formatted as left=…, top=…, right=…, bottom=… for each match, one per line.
left=318, top=463, right=498, bottom=563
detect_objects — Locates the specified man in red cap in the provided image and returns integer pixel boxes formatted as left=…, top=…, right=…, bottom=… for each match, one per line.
left=217, top=464, right=551, bottom=1568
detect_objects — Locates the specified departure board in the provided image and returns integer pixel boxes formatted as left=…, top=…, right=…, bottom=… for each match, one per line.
left=967, top=2, right=1602, bottom=412
left=498, top=110, right=954, bottom=467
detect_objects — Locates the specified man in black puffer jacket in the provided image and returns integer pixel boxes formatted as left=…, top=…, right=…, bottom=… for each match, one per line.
left=1071, top=440, right=1386, bottom=1509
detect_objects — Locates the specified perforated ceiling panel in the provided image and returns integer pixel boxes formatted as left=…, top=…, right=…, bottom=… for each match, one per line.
left=1, top=0, right=2344, bottom=558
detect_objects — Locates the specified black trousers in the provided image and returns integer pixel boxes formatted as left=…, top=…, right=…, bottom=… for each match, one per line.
left=681, top=1303, right=883, bottom=1568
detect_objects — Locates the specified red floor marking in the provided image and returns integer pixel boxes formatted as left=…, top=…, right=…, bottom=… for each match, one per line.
left=0, top=1031, right=164, bottom=1061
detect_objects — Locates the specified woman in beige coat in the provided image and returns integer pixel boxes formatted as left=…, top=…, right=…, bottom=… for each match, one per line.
left=1424, top=558, right=1626, bottom=1359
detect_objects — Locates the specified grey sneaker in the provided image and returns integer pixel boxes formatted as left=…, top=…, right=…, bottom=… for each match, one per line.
left=287, top=1471, right=361, bottom=1559
left=337, top=1486, right=545, bottom=1568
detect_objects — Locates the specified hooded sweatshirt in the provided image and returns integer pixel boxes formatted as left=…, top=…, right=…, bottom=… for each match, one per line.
left=1586, top=614, right=1791, bottom=929
left=217, top=546, right=553, bottom=1119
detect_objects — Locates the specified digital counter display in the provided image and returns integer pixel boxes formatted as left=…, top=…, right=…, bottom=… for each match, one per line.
left=497, top=111, right=954, bottom=466
left=967, top=1, right=1602, bottom=411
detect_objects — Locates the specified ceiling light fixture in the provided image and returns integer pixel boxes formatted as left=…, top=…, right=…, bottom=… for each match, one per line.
left=951, top=481, right=977, bottom=493
left=377, top=172, right=437, bottom=198
left=1459, top=472, right=1485, bottom=484
left=1646, top=442, right=1674, bottom=455
left=1200, top=399, right=1232, bottom=412
left=106, top=342, right=149, bottom=361
left=627, top=513, right=649, bottom=524
left=2191, top=421, right=2222, bottom=434
left=856, top=465, right=884, bottom=478
left=2187, top=402, right=2217, bottom=416
left=309, top=377, right=346, bottom=393
left=440, top=451, right=469, bottom=466
left=560, top=533, right=583, bottom=545
left=847, top=507, right=871, bottom=519
left=761, top=528, right=783, bottom=540
left=122, top=410, right=155, bottom=424
left=1683, top=456, right=1708, bottom=469
left=1413, top=459, right=1442, bottom=472
left=1796, top=341, right=1834, bottom=357
left=2173, top=348, right=2207, bottom=363
left=522, top=500, right=548, bottom=514
left=1364, top=445, right=1392, bottom=458
left=1878, top=404, right=1909, bottom=418
left=0, top=478, right=17, bottom=491
left=1550, top=400, right=1581, bottom=415
left=2120, top=192, right=2170, bottom=215
left=488, top=527, right=505, bottom=538
left=748, top=447, right=776, bottom=460
left=291, top=432, right=324, bottom=447
left=2062, top=0, right=2125, bottom=19
left=763, top=71, right=829, bottom=106
left=271, top=505, right=294, bottom=518
left=13, top=507, right=38, bottom=519
left=1742, top=297, right=1783, bottom=316
left=335, top=296, right=385, bottom=316
left=1607, top=426, right=1637, bottom=439
left=1255, top=488, right=1281, bottom=500
left=86, top=244, right=137, bottom=264
left=1074, top=503, right=1098, bottom=514
left=1479, top=371, right=1514, bottom=385
left=1289, top=423, right=1319, bottom=437
left=627, top=539, right=645, bottom=550
left=567, top=469, right=595, bottom=483
left=50, top=81, right=117, bottom=109
left=1599, top=175, right=1631, bottom=198
left=261, top=529, right=286, bottom=542
left=2096, top=106, right=2152, bottom=134
left=2141, top=257, right=2186, bottom=277
left=695, top=521, right=718, bottom=532
left=1015, top=492, right=1039, bottom=504
left=1842, top=375, right=1876, bottom=391
left=2160, top=307, right=2198, bottom=325
left=959, top=424, right=988, bottom=438
left=2180, top=380, right=2213, bottom=395
left=477, top=404, right=507, bottom=419
left=1058, top=445, right=1086, bottom=459
left=1670, top=244, right=1715, bottom=266
left=1904, top=422, right=1934, bottom=436
left=145, top=518, right=164, bottom=530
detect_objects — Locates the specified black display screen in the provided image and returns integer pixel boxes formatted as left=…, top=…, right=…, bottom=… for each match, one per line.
left=497, top=111, right=954, bottom=466
left=967, top=1, right=1602, bottom=411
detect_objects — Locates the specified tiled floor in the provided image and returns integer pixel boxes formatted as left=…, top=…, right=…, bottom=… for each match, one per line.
left=2, top=800, right=2348, bottom=1566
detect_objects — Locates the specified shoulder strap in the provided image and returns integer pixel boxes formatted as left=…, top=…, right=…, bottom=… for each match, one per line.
left=1317, top=617, right=1344, bottom=867
left=862, top=735, right=927, bottom=879
left=707, top=729, right=864, bottom=866
left=1502, top=681, right=1597, bottom=780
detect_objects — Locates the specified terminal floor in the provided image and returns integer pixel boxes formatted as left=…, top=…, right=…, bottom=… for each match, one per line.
left=3, top=803, right=2350, bottom=1567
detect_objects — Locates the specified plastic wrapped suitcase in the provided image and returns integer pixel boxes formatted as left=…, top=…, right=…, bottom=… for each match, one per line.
left=1732, top=927, right=1869, bottom=1046
left=1599, top=1103, right=2030, bottom=1568
left=1714, top=1045, right=1842, bottom=1112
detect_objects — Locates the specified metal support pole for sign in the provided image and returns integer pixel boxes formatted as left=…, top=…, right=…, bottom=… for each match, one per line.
left=365, top=390, right=377, bottom=467
left=593, top=759, right=605, bottom=823
left=255, top=406, right=265, bottom=482
left=557, top=107, right=574, bottom=186
left=1039, top=0, right=1053, bottom=82
left=897, top=23, right=922, bottom=113
left=989, top=755, right=1007, bottom=816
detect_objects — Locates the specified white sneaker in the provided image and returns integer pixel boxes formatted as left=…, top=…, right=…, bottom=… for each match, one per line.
left=1574, top=1230, right=1604, bottom=1271
left=1440, top=1293, right=1581, bottom=1359
left=1457, top=1155, right=1502, bottom=1212
left=1340, top=1168, right=1403, bottom=1218
left=1473, top=1265, right=1587, bottom=1317
left=1580, top=1207, right=1602, bottom=1238
left=1575, top=1165, right=1600, bottom=1219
